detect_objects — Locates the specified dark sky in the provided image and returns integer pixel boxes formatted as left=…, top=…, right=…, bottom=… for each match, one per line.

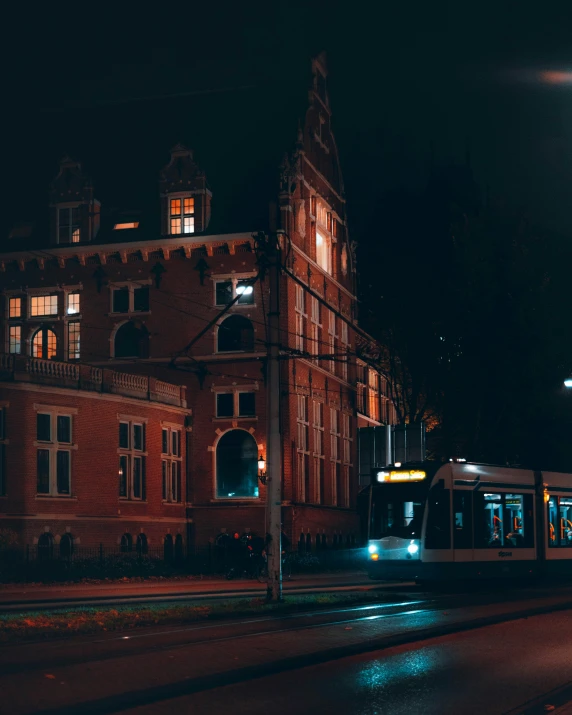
left=4, top=2, right=572, bottom=238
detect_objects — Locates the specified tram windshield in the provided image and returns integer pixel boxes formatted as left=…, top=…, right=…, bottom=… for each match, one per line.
left=369, top=483, right=428, bottom=540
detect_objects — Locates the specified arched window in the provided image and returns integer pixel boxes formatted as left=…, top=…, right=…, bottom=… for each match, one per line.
left=216, top=429, right=258, bottom=498
left=32, top=327, right=57, bottom=360
left=38, top=532, right=54, bottom=561
left=174, top=533, right=184, bottom=562
left=60, top=533, right=74, bottom=558
left=136, top=533, right=148, bottom=555
left=114, top=321, right=149, bottom=359
left=164, top=534, right=174, bottom=562
left=217, top=315, right=254, bottom=353
left=120, top=533, right=132, bottom=552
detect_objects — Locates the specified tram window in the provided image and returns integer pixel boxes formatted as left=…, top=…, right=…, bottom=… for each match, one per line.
left=370, top=500, right=423, bottom=540
left=474, top=492, right=504, bottom=548
left=453, top=491, right=473, bottom=549
left=548, top=498, right=558, bottom=547
left=504, top=494, right=533, bottom=548
left=425, top=483, right=451, bottom=550
left=550, top=497, right=572, bottom=547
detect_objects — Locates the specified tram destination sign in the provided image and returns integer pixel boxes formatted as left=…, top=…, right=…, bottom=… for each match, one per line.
left=376, top=469, right=427, bottom=483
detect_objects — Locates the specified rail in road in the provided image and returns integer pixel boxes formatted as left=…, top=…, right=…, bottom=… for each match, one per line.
left=4, top=587, right=572, bottom=714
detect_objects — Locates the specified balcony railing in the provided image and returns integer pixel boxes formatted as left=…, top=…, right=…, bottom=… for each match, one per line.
left=1, top=354, right=187, bottom=408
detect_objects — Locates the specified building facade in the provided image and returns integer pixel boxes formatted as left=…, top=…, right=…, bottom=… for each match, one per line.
left=0, top=355, right=188, bottom=551
left=0, top=55, right=394, bottom=550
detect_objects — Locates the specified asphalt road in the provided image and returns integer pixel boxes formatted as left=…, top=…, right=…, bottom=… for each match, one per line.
left=4, top=586, right=572, bottom=713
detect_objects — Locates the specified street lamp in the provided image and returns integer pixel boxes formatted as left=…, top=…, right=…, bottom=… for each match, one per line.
left=565, top=379, right=572, bottom=388
left=258, top=455, right=267, bottom=485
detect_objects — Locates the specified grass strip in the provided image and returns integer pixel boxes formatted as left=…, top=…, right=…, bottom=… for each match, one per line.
left=0, top=590, right=400, bottom=644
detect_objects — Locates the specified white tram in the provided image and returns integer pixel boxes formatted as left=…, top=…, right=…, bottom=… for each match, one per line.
left=366, top=461, right=572, bottom=582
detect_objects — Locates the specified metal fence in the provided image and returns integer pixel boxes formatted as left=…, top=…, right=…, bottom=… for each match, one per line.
left=0, top=542, right=366, bottom=582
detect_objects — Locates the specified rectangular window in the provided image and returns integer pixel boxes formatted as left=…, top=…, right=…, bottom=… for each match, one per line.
left=133, top=285, right=150, bottom=312
left=216, top=393, right=234, bottom=418
left=36, top=412, right=73, bottom=496
left=119, top=455, right=128, bottom=497
left=9, top=326, right=21, bottom=354
left=330, top=408, right=339, bottom=461
left=119, top=422, right=129, bottom=449
left=238, top=392, right=255, bottom=417
left=58, top=207, right=80, bottom=244
left=170, top=197, right=195, bottom=234
left=9, top=297, right=21, bottom=318
left=162, top=428, right=169, bottom=455
left=295, top=284, right=305, bottom=353
left=67, top=292, right=80, bottom=315
left=161, top=425, right=183, bottom=502
left=68, top=322, right=80, bottom=360
left=37, top=449, right=50, bottom=494
left=56, top=415, right=71, bottom=443
left=316, top=231, right=331, bottom=273
left=236, top=280, right=254, bottom=305
left=215, top=281, right=233, bottom=306
left=548, top=497, right=572, bottom=548
left=112, top=288, right=130, bottom=314
left=37, top=413, right=51, bottom=442
left=118, top=420, right=146, bottom=500
left=56, top=450, right=70, bottom=494
left=453, top=491, right=473, bottom=549
left=30, top=295, right=58, bottom=317
left=473, top=492, right=534, bottom=549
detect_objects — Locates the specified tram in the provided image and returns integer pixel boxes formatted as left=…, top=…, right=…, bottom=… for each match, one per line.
left=366, top=461, right=572, bottom=582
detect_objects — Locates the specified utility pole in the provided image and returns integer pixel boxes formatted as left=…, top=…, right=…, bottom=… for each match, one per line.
left=265, top=231, right=283, bottom=602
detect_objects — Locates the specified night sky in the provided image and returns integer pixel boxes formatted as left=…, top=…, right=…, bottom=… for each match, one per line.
left=4, top=3, right=572, bottom=237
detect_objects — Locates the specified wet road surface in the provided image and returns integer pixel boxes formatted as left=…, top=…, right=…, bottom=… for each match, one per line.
left=127, top=611, right=572, bottom=715
left=3, top=586, right=572, bottom=714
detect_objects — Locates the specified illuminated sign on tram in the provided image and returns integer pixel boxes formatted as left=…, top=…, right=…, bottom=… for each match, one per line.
left=376, top=469, right=427, bottom=483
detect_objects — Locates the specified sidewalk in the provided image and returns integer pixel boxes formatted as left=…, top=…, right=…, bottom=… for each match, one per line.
left=0, top=570, right=379, bottom=606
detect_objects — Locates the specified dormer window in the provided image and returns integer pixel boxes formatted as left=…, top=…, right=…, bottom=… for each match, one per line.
left=170, top=197, right=195, bottom=234
left=58, top=207, right=81, bottom=244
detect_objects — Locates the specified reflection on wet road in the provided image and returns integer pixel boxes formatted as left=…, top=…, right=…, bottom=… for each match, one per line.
left=129, top=611, right=572, bottom=715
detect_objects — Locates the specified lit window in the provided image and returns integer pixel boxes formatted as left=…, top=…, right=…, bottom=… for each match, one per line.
left=68, top=322, right=80, bottom=360
left=316, top=231, right=331, bottom=273
left=114, top=222, right=140, bottom=230
left=118, top=420, right=146, bottom=500
left=170, top=197, right=195, bottom=234
left=36, top=412, right=72, bottom=496
left=30, top=295, right=58, bottom=317
left=32, top=328, right=57, bottom=360
left=67, top=292, right=80, bottom=315
left=214, top=279, right=255, bottom=306
left=9, top=326, right=21, bottom=354
left=58, top=207, right=81, bottom=244
left=8, top=297, right=21, bottom=318
left=161, top=426, right=182, bottom=503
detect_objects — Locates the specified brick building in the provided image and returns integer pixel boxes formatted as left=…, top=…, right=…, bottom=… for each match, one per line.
left=0, top=355, right=188, bottom=553
left=0, top=55, right=395, bottom=551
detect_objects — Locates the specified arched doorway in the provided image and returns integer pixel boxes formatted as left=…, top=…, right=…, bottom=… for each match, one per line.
left=164, top=534, right=174, bottom=562
left=38, top=532, right=54, bottom=561
left=216, top=429, right=258, bottom=498
left=217, top=315, right=254, bottom=352
left=136, top=533, right=148, bottom=555
left=120, top=533, right=132, bottom=552
left=114, top=321, right=149, bottom=358
left=32, top=327, right=57, bottom=360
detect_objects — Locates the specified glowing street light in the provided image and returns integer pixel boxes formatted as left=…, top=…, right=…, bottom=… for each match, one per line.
left=565, top=379, right=572, bottom=388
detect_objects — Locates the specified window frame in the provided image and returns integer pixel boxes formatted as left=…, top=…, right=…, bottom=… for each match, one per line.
left=8, top=296, right=22, bottom=319
left=57, top=206, right=81, bottom=245
left=161, top=425, right=183, bottom=503
left=215, top=389, right=257, bottom=419
left=110, top=282, right=152, bottom=315
left=213, top=276, right=256, bottom=307
left=118, top=420, right=147, bottom=501
left=169, top=196, right=195, bottom=235
left=29, top=294, right=58, bottom=318
left=31, top=326, right=58, bottom=360
left=35, top=410, right=74, bottom=497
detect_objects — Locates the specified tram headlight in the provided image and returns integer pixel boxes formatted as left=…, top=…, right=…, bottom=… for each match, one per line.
left=407, top=542, right=419, bottom=554
left=368, top=544, right=378, bottom=554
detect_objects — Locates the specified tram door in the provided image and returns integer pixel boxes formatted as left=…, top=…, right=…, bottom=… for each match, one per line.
left=453, top=490, right=474, bottom=573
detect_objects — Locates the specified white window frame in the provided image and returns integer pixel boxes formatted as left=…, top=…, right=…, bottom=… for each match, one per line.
left=340, top=319, right=349, bottom=382
left=29, top=294, right=58, bottom=318
left=118, top=420, right=147, bottom=501
left=66, top=292, right=80, bottom=316
left=110, top=281, right=152, bottom=315
left=297, top=394, right=310, bottom=501
left=57, top=205, right=81, bottom=245
left=310, top=297, right=321, bottom=363
left=8, top=296, right=22, bottom=319
left=330, top=407, right=340, bottom=462
left=213, top=276, right=256, bottom=307
left=295, top=284, right=306, bottom=353
left=169, top=195, right=195, bottom=235
left=312, top=400, right=324, bottom=504
left=8, top=325, right=21, bottom=354
left=161, top=425, right=183, bottom=503
left=67, top=321, right=80, bottom=360
left=35, top=410, right=74, bottom=497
